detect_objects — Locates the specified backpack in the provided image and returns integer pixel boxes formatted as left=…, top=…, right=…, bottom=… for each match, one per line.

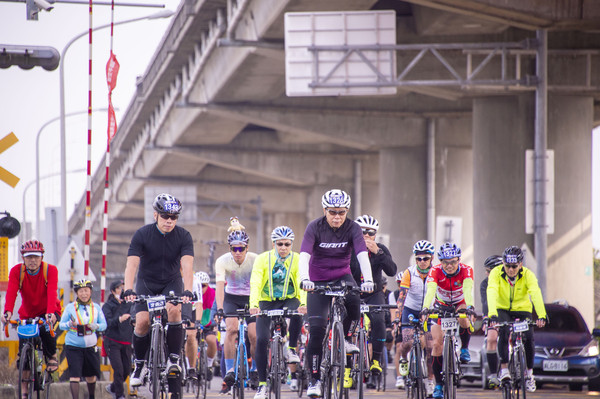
left=19, top=262, right=48, bottom=290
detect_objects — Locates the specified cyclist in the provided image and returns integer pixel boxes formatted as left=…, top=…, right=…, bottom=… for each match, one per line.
left=215, top=228, right=258, bottom=394
left=249, top=226, right=307, bottom=399
left=480, top=255, right=503, bottom=388
left=298, top=189, right=375, bottom=398
left=487, top=246, right=547, bottom=392
left=102, top=280, right=134, bottom=399
left=349, top=214, right=397, bottom=388
left=185, top=271, right=218, bottom=382
left=421, top=242, right=475, bottom=399
left=2, top=240, right=62, bottom=393
left=59, top=279, right=107, bottom=399
left=123, top=193, right=194, bottom=399
left=395, top=240, right=436, bottom=395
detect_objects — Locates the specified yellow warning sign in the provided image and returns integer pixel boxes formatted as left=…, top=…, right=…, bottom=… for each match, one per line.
left=0, top=237, right=8, bottom=281
left=0, top=132, right=19, bottom=188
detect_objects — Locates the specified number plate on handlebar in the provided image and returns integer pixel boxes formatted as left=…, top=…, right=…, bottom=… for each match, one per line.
left=440, top=318, right=458, bottom=331
left=267, top=309, right=284, bottom=317
left=513, top=321, right=529, bottom=332
left=360, top=304, right=369, bottom=313
left=147, top=296, right=166, bottom=311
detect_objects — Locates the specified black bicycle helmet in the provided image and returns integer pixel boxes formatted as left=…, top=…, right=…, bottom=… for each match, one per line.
left=152, top=193, right=182, bottom=214
left=503, top=246, right=524, bottom=264
left=483, top=255, right=503, bottom=271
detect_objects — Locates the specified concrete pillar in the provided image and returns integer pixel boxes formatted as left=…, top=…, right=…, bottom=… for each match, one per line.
left=473, top=95, right=535, bottom=311
left=547, top=95, right=594, bottom=325
left=473, top=94, right=594, bottom=326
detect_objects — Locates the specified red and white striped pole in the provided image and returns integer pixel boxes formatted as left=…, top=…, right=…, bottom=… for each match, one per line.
left=83, top=0, right=93, bottom=279
left=102, top=0, right=120, bottom=303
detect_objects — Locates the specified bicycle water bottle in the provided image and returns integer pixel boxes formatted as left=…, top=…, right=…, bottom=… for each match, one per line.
left=35, top=350, right=42, bottom=373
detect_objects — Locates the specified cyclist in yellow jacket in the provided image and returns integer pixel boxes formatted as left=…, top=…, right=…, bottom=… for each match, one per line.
left=249, top=226, right=307, bottom=399
left=487, top=245, right=547, bottom=393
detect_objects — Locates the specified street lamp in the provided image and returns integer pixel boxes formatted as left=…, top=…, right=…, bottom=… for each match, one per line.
left=59, top=9, right=174, bottom=235
left=37, top=108, right=110, bottom=236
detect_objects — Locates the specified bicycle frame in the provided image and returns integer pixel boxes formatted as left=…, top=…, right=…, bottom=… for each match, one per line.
left=225, top=309, right=251, bottom=399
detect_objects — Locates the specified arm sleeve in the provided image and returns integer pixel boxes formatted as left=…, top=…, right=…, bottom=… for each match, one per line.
left=526, top=269, right=547, bottom=319
left=299, top=252, right=311, bottom=282
left=486, top=269, right=500, bottom=317
left=59, top=304, right=73, bottom=330
left=249, top=254, right=265, bottom=308
left=480, top=279, right=489, bottom=316
left=46, top=265, right=59, bottom=315
left=96, top=304, right=107, bottom=332
left=462, top=277, right=474, bottom=308
left=357, top=251, right=373, bottom=282
left=4, top=266, right=20, bottom=314
left=423, top=281, right=438, bottom=309
left=102, top=303, right=118, bottom=329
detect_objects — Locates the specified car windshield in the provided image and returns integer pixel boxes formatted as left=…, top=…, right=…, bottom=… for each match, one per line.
left=540, top=306, right=587, bottom=333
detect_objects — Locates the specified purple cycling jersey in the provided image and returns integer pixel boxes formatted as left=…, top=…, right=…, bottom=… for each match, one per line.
left=300, top=216, right=368, bottom=282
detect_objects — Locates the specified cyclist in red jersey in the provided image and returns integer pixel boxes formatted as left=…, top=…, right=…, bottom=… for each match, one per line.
left=420, top=242, right=475, bottom=399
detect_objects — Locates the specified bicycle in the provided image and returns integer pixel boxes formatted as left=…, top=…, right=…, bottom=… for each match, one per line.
left=223, top=308, right=253, bottom=399
left=181, top=322, right=210, bottom=399
left=131, top=293, right=185, bottom=399
left=495, top=319, right=535, bottom=399
left=313, top=282, right=360, bottom=399
left=296, top=323, right=309, bottom=398
left=426, top=309, right=472, bottom=399
left=4, top=317, right=55, bottom=399
left=367, top=304, right=396, bottom=392
left=257, top=308, right=302, bottom=399
left=401, top=314, right=428, bottom=399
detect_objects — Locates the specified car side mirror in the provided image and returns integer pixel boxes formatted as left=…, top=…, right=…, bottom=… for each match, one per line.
left=592, top=328, right=600, bottom=338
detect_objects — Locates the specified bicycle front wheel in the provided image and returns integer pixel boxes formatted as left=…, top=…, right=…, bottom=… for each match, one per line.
left=196, top=340, right=208, bottom=399
left=19, top=343, right=35, bottom=399
left=517, top=345, right=527, bottom=399
left=442, top=339, right=456, bottom=399
left=326, top=322, right=345, bottom=399
left=357, top=329, right=367, bottom=399
left=150, top=325, right=165, bottom=399
left=269, top=338, right=282, bottom=399
left=233, top=339, right=247, bottom=399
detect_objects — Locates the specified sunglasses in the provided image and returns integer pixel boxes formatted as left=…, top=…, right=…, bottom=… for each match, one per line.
left=201, top=284, right=208, bottom=288
left=276, top=242, right=292, bottom=247
left=441, top=259, right=459, bottom=266
left=159, top=213, right=179, bottom=220
left=504, top=263, right=520, bottom=269
left=362, top=229, right=376, bottom=236
left=326, top=209, right=347, bottom=216
left=230, top=246, right=247, bottom=253
left=415, top=257, right=431, bottom=262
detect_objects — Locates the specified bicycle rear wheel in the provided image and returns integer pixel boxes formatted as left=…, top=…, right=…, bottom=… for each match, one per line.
left=326, top=322, right=345, bottom=399
left=196, top=340, right=208, bottom=399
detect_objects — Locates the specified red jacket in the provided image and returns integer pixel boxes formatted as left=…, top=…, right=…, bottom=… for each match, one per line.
left=5, top=263, right=61, bottom=319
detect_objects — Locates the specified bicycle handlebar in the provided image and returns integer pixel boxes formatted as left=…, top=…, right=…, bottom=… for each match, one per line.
left=313, top=284, right=361, bottom=296
left=256, top=308, right=303, bottom=318
left=4, top=317, right=55, bottom=338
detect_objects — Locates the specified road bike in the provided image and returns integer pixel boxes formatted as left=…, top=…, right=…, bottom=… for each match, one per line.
left=182, top=322, right=210, bottom=399
left=314, top=282, right=360, bottom=399
left=258, top=308, right=302, bottom=399
left=496, top=319, right=535, bottom=399
left=4, top=317, right=55, bottom=399
left=132, top=293, right=185, bottom=399
left=224, top=308, right=253, bottom=399
left=368, top=304, right=396, bottom=392
left=426, top=309, right=472, bottom=399
left=401, top=314, right=428, bottom=399
left=296, top=322, right=309, bottom=398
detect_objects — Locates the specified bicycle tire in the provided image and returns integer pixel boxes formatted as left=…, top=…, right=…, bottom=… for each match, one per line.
left=381, top=348, right=387, bottom=392
left=150, top=325, right=164, bottom=399
left=18, top=343, right=35, bottom=399
left=297, top=345, right=307, bottom=398
left=411, top=342, right=426, bottom=399
left=43, top=369, right=52, bottom=399
left=517, top=344, right=527, bottom=399
left=327, top=321, right=345, bottom=399
left=357, top=329, right=366, bottom=399
left=195, top=337, right=208, bottom=399
left=271, top=337, right=282, bottom=399
left=233, top=334, right=247, bottom=399
left=443, top=338, right=456, bottom=399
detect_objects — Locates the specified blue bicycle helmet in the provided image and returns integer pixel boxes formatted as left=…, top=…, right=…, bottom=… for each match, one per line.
left=227, top=230, right=249, bottom=246
left=438, top=242, right=461, bottom=260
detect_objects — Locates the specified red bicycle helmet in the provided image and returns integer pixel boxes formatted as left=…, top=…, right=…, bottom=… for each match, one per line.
left=20, top=240, right=45, bottom=255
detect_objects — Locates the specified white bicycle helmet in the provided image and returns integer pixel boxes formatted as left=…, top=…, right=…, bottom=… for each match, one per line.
left=355, top=215, right=379, bottom=231
left=195, top=271, right=210, bottom=284
left=271, top=226, right=295, bottom=242
left=413, top=240, right=435, bottom=255
left=321, top=189, right=351, bottom=209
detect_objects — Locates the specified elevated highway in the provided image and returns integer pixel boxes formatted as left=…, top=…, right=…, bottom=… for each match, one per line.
left=69, top=0, right=600, bottom=324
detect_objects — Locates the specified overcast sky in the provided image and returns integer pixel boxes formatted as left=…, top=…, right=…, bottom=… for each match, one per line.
left=1, top=2, right=599, bottom=261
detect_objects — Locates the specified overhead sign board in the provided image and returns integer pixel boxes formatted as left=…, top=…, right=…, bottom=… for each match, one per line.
left=285, top=10, right=397, bottom=97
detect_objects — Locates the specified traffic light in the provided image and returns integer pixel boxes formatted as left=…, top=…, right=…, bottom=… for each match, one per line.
left=0, top=212, right=21, bottom=239
left=0, top=45, right=60, bottom=71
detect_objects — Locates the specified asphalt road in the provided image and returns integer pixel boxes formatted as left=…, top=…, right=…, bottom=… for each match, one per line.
left=132, top=373, right=597, bottom=399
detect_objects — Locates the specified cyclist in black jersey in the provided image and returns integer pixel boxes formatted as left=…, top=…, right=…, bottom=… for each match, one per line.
left=123, top=193, right=194, bottom=399
left=350, top=214, right=397, bottom=384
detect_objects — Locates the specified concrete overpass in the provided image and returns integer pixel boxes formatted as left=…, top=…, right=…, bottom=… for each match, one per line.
left=68, top=0, right=600, bottom=324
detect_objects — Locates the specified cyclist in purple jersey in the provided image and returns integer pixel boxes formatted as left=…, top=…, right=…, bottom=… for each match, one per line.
left=299, top=189, right=374, bottom=398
